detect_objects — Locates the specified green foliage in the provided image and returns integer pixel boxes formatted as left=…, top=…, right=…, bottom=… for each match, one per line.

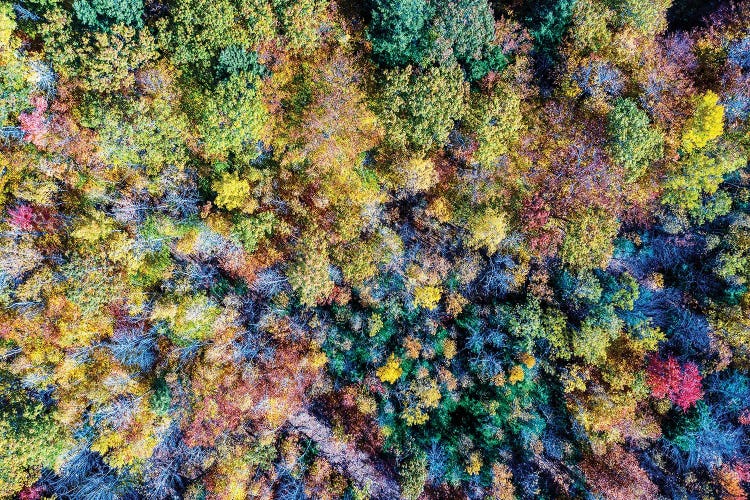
left=0, top=372, right=70, bottom=494
left=464, top=86, right=523, bottom=166
left=429, top=0, right=495, bottom=64
left=150, top=377, right=172, bottom=415
left=195, top=73, right=267, bottom=161
left=376, top=63, right=467, bottom=153
left=399, top=453, right=428, bottom=500
left=216, top=45, right=265, bottom=79
left=73, top=0, right=144, bottom=30
left=662, top=147, right=745, bottom=212
left=560, top=209, right=620, bottom=271
left=287, top=232, right=334, bottom=306
left=369, top=0, right=432, bottom=67
left=607, top=98, right=664, bottom=182
left=526, top=0, right=577, bottom=59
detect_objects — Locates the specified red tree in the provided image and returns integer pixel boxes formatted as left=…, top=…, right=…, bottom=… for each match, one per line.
left=647, top=356, right=703, bottom=411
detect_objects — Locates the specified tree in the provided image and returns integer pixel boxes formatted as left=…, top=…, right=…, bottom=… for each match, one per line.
left=212, top=172, right=253, bottom=212
left=399, top=454, right=427, bottom=500
left=466, top=207, right=509, bottom=255
left=376, top=354, right=403, bottom=384
left=560, top=209, right=619, bottom=271
left=464, top=85, right=524, bottom=167
left=286, top=232, right=334, bottom=307
left=162, top=0, right=256, bottom=73
left=194, top=73, right=268, bottom=162
left=375, top=63, right=467, bottom=153
left=607, top=98, right=664, bottom=182
left=73, top=0, right=144, bottom=30
left=661, top=147, right=745, bottom=213
left=429, top=0, right=496, bottom=66
left=216, top=45, right=265, bottom=79
left=646, top=355, right=703, bottom=411
left=369, top=0, right=432, bottom=67
left=0, top=372, right=70, bottom=494
left=682, top=91, right=725, bottom=153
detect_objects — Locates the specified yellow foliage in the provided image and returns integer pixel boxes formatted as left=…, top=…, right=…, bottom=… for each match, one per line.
left=426, top=196, right=452, bottom=223
left=682, top=91, right=724, bottom=153
left=71, top=212, right=115, bottom=243
left=356, top=393, right=377, bottom=415
left=376, top=354, right=403, bottom=384
left=368, top=313, right=383, bottom=337
left=466, top=452, right=482, bottom=475
left=393, top=157, right=438, bottom=193
left=213, top=172, right=254, bottom=212
left=508, top=365, right=525, bottom=385
left=402, top=407, right=430, bottom=426
left=0, top=5, right=14, bottom=51
left=413, top=285, right=442, bottom=310
left=519, top=352, right=536, bottom=369
left=308, top=345, right=328, bottom=369
left=467, top=208, right=509, bottom=255
left=402, top=378, right=441, bottom=426
left=442, top=339, right=457, bottom=360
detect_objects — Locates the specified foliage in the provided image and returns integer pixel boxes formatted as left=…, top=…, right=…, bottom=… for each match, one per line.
left=2, top=1, right=750, bottom=498
left=682, top=91, right=725, bottom=154
left=607, top=98, right=664, bottom=182
left=73, top=0, right=143, bottom=30
left=375, top=62, right=467, bottom=153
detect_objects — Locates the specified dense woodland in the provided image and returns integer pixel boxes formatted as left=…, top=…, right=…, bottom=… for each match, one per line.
left=0, top=0, right=749, bottom=498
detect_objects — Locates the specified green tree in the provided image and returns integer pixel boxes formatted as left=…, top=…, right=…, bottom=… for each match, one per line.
left=0, top=372, right=70, bottom=494
left=369, top=0, right=433, bottom=67
left=560, top=209, right=620, bottom=271
left=662, top=147, right=745, bottom=213
left=464, top=85, right=524, bottom=166
left=607, top=98, right=664, bottom=182
left=375, top=63, right=467, bottom=153
left=195, top=73, right=268, bottom=162
left=430, top=0, right=495, bottom=63
left=73, top=0, right=144, bottom=30
left=287, top=232, right=334, bottom=306
left=216, top=45, right=265, bottom=79
left=163, top=0, right=254, bottom=73
left=399, top=454, right=428, bottom=500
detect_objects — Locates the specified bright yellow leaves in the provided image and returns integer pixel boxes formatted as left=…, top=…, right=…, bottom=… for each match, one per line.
left=508, top=365, right=525, bottom=385
left=376, top=354, right=403, bottom=384
left=413, top=285, right=442, bottom=310
left=0, top=3, right=15, bottom=51
left=465, top=452, right=482, bottom=475
left=466, top=207, right=509, bottom=255
left=682, top=91, right=725, bottom=153
left=151, top=294, right=221, bottom=345
left=213, top=172, right=255, bottom=212
left=401, top=378, right=441, bottom=426
left=519, top=352, right=536, bottom=369
left=442, top=339, right=457, bottom=360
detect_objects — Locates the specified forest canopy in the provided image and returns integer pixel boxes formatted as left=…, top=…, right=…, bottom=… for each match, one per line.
left=1, top=0, right=750, bottom=498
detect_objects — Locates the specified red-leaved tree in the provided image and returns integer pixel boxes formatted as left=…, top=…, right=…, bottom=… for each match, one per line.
left=646, top=355, right=703, bottom=411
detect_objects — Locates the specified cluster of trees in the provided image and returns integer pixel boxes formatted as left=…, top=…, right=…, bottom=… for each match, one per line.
left=0, top=0, right=749, bottom=498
